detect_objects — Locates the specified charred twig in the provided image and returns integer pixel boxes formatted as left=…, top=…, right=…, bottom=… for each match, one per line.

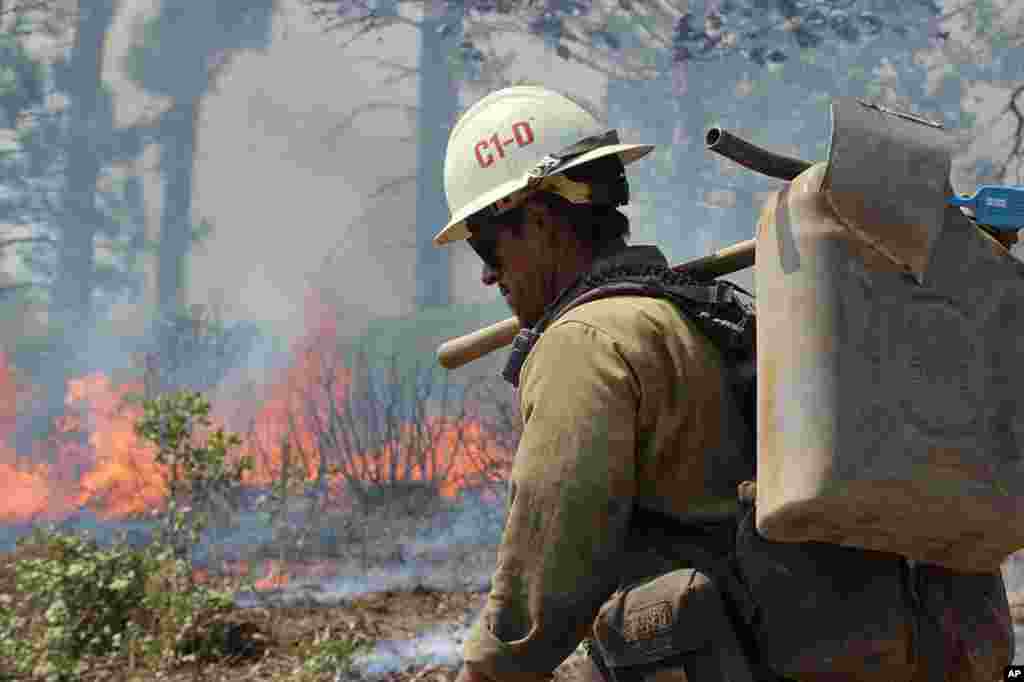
left=0, top=235, right=57, bottom=249
left=997, top=83, right=1024, bottom=184
left=321, top=102, right=420, bottom=149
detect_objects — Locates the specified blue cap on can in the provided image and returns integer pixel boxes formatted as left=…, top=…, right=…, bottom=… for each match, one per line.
left=948, top=185, right=1024, bottom=231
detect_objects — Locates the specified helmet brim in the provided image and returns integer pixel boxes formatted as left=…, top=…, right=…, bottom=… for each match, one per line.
left=433, top=142, right=655, bottom=246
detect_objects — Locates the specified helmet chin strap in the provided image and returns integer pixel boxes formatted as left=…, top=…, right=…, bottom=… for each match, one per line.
left=476, top=131, right=630, bottom=222
left=478, top=169, right=627, bottom=225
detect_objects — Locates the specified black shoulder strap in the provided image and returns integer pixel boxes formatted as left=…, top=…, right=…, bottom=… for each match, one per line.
left=502, top=264, right=756, bottom=390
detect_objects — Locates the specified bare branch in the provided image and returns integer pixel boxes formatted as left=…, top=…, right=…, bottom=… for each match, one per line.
left=0, top=0, right=57, bottom=17
left=308, top=0, right=417, bottom=25
left=380, top=71, right=421, bottom=87
left=469, top=21, right=638, bottom=79
left=559, top=41, right=650, bottom=80
left=0, top=281, right=50, bottom=295
left=312, top=6, right=423, bottom=50
left=245, top=416, right=274, bottom=476
left=459, top=38, right=522, bottom=92
left=286, top=409, right=313, bottom=477
left=369, top=174, right=417, bottom=198
left=348, top=55, right=420, bottom=83
left=321, top=102, right=420, bottom=147
left=997, top=83, right=1024, bottom=184
left=937, top=0, right=989, bottom=22
left=0, top=235, right=56, bottom=249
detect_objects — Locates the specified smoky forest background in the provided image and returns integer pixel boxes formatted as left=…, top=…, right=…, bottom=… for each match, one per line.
left=0, top=0, right=1022, bottom=680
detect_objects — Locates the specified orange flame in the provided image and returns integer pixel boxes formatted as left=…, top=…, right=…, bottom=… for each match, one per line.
left=71, top=374, right=165, bottom=519
left=253, top=559, right=290, bottom=590
left=0, top=459, right=54, bottom=523
left=0, top=290, right=513, bottom=527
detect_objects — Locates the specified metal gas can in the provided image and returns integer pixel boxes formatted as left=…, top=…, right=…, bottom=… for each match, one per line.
left=754, top=99, right=1024, bottom=572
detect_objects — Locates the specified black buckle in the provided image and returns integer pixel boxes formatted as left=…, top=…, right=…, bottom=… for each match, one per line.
left=712, top=280, right=733, bottom=306
left=502, top=329, right=541, bottom=387
left=551, top=129, right=621, bottom=163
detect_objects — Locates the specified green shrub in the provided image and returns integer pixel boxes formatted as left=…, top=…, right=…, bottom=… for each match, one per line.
left=139, top=544, right=238, bottom=662
left=134, top=390, right=252, bottom=561
left=10, top=528, right=152, bottom=680
left=0, top=597, right=33, bottom=680
left=302, top=637, right=371, bottom=677
left=5, top=528, right=254, bottom=678
left=132, top=390, right=256, bottom=661
left=1, top=390, right=259, bottom=678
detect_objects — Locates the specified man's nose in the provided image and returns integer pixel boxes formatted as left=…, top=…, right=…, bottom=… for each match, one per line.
left=481, top=262, right=499, bottom=286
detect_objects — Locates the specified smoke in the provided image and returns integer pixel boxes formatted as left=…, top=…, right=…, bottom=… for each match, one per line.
left=408, top=490, right=506, bottom=552
left=353, top=624, right=471, bottom=677
left=230, top=496, right=503, bottom=609
left=234, top=561, right=490, bottom=610
left=0, top=512, right=158, bottom=554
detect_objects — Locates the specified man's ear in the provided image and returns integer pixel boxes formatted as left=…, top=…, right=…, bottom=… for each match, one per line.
left=528, top=199, right=566, bottom=246
left=525, top=200, right=552, bottom=233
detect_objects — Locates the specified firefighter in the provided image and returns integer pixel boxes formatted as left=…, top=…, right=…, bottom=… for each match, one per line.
left=433, top=85, right=758, bottom=682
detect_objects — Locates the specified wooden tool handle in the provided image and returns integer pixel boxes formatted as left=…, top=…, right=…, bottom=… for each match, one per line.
left=436, top=238, right=756, bottom=370
left=436, top=315, right=523, bottom=369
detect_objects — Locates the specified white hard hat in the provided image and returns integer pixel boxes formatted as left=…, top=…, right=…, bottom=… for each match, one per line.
left=433, top=86, right=655, bottom=246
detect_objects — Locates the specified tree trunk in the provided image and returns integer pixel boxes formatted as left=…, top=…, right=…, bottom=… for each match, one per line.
left=156, top=97, right=200, bottom=318
left=18, top=1, right=118, bottom=458
left=414, top=0, right=461, bottom=309
left=53, top=1, right=117, bottom=334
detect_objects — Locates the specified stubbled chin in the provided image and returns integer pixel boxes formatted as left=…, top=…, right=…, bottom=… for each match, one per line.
left=517, top=310, right=543, bottom=328
left=506, top=295, right=540, bottom=327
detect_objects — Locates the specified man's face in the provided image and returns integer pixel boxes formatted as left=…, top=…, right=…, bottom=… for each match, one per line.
left=469, top=199, right=582, bottom=328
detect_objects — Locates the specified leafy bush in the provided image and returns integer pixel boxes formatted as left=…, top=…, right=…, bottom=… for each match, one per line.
left=302, top=636, right=371, bottom=677
left=139, top=545, right=239, bottom=662
left=0, top=594, right=34, bottom=680
left=134, top=390, right=252, bottom=561
left=0, top=390, right=261, bottom=679
left=2, top=527, right=250, bottom=680
left=6, top=528, right=151, bottom=680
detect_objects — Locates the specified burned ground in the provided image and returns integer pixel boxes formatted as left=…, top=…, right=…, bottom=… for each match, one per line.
left=5, top=485, right=1024, bottom=682
left=0, top=536, right=602, bottom=682
left=3, top=514, right=1024, bottom=681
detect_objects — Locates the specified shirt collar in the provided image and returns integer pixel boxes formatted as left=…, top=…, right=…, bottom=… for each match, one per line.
left=535, top=241, right=669, bottom=328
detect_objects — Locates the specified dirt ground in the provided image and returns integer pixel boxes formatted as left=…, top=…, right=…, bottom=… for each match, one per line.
left=148, top=588, right=486, bottom=682
left=0, top=580, right=596, bottom=682
left=4, top=536, right=1022, bottom=682
left=0, top=532, right=599, bottom=682
left=151, top=584, right=1024, bottom=682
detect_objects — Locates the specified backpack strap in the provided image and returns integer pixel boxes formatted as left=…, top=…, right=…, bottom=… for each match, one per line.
left=501, top=267, right=755, bottom=389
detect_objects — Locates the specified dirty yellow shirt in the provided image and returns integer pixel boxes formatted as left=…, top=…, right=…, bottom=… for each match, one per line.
left=462, top=246, right=753, bottom=682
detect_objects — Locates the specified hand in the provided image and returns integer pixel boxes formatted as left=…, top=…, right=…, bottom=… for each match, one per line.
left=455, top=663, right=493, bottom=682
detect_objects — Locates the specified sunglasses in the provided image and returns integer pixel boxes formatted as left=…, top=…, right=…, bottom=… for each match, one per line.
left=466, top=205, right=526, bottom=270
